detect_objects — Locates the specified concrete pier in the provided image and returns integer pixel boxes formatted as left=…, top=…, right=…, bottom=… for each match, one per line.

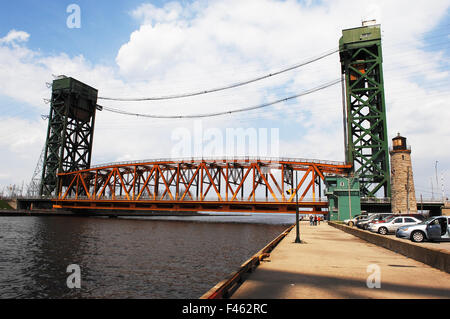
left=231, top=222, right=450, bottom=299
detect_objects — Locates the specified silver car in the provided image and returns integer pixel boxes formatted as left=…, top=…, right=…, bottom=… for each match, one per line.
left=396, top=216, right=450, bottom=242
left=369, top=216, right=421, bottom=235
left=344, top=214, right=367, bottom=227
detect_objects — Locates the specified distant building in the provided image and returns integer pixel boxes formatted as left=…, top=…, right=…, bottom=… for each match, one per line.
left=390, top=134, right=417, bottom=213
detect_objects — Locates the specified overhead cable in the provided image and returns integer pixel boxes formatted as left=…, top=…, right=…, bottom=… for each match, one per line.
left=98, top=48, right=339, bottom=101
left=99, top=78, right=342, bottom=119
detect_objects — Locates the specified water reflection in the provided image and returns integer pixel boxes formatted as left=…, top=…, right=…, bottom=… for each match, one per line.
left=0, top=214, right=293, bottom=298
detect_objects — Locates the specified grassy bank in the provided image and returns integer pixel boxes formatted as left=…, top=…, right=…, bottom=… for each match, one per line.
left=0, top=200, right=13, bottom=210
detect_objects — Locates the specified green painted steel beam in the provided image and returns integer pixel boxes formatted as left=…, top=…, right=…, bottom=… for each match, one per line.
left=339, top=24, right=391, bottom=198
left=40, top=77, right=98, bottom=197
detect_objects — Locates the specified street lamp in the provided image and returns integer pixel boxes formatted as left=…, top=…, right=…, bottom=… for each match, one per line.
left=346, top=176, right=352, bottom=220
left=295, top=170, right=301, bottom=243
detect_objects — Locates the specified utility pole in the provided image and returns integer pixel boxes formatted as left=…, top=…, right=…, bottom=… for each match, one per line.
left=431, top=177, right=434, bottom=200
left=435, top=161, right=439, bottom=198
left=420, top=194, right=423, bottom=213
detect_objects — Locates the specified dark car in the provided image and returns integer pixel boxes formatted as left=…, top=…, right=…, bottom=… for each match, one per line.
left=356, top=213, right=393, bottom=230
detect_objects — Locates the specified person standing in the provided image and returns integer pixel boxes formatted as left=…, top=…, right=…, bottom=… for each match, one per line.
left=309, top=215, right=313, bottom=226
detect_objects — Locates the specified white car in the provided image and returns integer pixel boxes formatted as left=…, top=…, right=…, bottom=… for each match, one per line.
left=368, top=216, right=422, bottom=235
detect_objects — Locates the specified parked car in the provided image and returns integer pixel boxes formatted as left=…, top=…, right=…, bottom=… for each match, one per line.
left=344, top=214, right=367, bottom=227
left=368, top=213, right=425, bottom=230
left=369, top=216, right=422, bottom=235
left=366, top=214, right=393, bottom=229
left=356, top=213, right=392, bottom=230
left=396, top=216, right=450, bottom=243
left=392, top=213, right=426, bottom=222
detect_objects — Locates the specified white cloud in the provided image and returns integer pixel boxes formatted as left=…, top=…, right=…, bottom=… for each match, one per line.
left=0, top=117, right=47, bottom=187
left=0, top=29, right=30, bottom=44
left=0, top=0, right=449, bottom=197
left=131, top=2, right=188, bottom=25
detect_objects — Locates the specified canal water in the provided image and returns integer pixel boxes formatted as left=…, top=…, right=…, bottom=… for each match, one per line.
left=0, top=214, right=295, bottom=298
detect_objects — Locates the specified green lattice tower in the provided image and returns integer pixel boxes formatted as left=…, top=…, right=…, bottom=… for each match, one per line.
left=339, top=23, right=391, bottom=198
left=40, top=77, right=98, bottom=197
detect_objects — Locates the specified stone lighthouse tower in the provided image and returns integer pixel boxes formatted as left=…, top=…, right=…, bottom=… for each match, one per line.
left=390, top=134, right=417, bottom=213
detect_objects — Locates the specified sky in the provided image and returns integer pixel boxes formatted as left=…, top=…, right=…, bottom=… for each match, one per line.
left=0, top=0, right=449, bottom=199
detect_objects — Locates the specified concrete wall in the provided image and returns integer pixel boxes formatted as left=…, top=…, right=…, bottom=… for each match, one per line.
left=329, top=222, right=449, bottom=273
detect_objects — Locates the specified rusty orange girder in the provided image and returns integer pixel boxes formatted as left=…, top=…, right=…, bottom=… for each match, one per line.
left=53, top=157, right=351, bottom=213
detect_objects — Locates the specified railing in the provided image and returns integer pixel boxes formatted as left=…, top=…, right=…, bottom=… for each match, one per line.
left=389, top=145, right=411, bottom=152
left=4, top=195, right=445, bottom=204
left=0, top=195, right=53, bottom=200
left=361, top=197, right=391, bottom=203
left=361, top=197, right=445, bottom=204
left=416, top=198, right=447, bottom=203
left=89, top=156, right=348, bottom=169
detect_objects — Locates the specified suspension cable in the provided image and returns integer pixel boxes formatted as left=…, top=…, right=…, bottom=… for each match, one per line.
left=99, top=78, right=342, bottom=119
left=98, top=48, right=339, bottom=102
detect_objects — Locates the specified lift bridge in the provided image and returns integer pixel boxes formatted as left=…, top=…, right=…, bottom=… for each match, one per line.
left=53, top=157, right=351, bottom=213
left=29, top=23, right=400, bottom=215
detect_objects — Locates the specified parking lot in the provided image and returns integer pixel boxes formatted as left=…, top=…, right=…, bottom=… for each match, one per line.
left=346, top=213, right=450, bottom=252
left=352, top=224, right=450, bottom=253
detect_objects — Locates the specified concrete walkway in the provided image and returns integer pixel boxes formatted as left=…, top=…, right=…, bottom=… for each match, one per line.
left=232, top=221, right=450, bottom=299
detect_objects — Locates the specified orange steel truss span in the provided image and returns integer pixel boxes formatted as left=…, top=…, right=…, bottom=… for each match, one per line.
left=53, top=157, right=351, bottom=214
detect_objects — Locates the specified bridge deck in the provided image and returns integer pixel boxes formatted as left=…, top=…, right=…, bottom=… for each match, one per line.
left=52, top=199, right=328, bottom=213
